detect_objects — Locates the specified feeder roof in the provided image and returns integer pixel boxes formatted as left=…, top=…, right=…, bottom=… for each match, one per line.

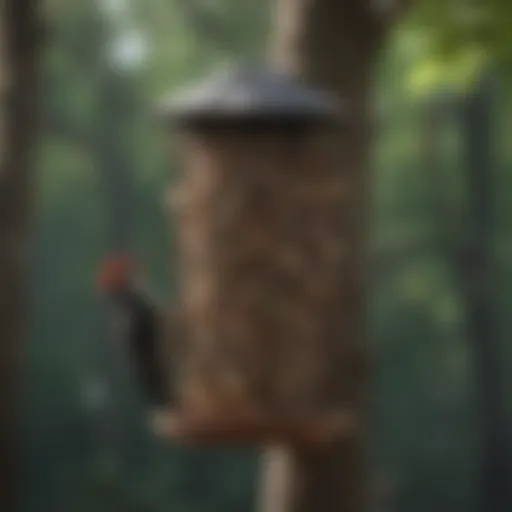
left=158, top=63, right=342, bottom=126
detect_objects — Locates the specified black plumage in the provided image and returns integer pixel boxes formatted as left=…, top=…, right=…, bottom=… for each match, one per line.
left=109, top=285, right=169, bottom=408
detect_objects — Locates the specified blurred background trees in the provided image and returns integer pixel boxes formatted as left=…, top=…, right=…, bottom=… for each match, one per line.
left=11, top=0, right=512, bottom=511
left=0, top=2, right=41, bottom=511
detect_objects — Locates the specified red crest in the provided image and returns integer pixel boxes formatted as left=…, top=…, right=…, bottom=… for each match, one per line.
left=95, top=253, right=136, bottom=292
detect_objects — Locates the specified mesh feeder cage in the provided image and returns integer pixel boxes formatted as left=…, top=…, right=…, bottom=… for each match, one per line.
left=156, top=65, right=356, bottom=446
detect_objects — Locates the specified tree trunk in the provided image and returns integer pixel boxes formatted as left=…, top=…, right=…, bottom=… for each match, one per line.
left=260, top=2, right=391, bottom=512
left=86, top=10, right=138, bottom=465
left=460, top=75, right=511, bottom=512
left=0, top=1, right=40, bottom=510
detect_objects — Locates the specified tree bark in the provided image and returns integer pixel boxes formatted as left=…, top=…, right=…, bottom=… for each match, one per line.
left=459, top=75, right=511, bottom=512
left=0, top=1, right=40, bottom=510
left=259, top=2, right=393, bottom=511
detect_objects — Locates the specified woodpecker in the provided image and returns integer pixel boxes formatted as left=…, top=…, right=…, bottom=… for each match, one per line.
left=95, top=253, right=170, bottom=408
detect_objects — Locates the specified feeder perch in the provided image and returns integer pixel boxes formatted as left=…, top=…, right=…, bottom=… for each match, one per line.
left=158, top=63, right=354, bottom=446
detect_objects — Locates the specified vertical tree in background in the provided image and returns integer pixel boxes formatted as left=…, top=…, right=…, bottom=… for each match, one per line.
left=259, top=2, right=411, bottom=511
left=88, top=8, right=143, bottom=473
left=0, top=1, right=40, bottom=510
left=427, top=76, right=512, bottom=512
left=460, top=75, right=511, bottom=512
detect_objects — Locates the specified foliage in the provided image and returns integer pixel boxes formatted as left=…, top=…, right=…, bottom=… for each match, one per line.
left=395, top=0, right=512, bottom=95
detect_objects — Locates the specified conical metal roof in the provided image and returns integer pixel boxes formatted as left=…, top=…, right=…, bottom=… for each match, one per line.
left=158, top=63, right=341, bottom=127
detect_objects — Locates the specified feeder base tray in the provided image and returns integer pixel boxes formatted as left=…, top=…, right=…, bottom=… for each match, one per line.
left=152, top=409, right=356, bottom=446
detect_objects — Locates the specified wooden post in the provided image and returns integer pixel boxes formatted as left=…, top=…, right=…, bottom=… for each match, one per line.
left=259, top=1, right=397, bottom=511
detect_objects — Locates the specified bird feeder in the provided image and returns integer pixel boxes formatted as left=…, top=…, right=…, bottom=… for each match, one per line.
left=156, top=64, right=356, bottom=446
